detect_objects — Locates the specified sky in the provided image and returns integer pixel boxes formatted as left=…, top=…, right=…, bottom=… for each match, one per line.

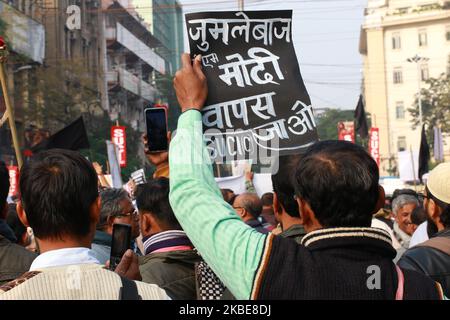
left=177, top=0, right=367, bottom=110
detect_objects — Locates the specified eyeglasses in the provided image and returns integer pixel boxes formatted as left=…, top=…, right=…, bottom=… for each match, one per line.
left=115, top=208, right=138, bottom=218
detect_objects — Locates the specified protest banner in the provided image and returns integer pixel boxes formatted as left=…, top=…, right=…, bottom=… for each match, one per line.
left=186, top=10, right=318, bottom=163
left=111, top=126, right=127, bottom=168
left=338, top=121, right=355, bottom=143
left=131, top=169, right=146, bottom=185
left=7, top=165, right=19, bottom=197
left=215, top=174, right=273, bottom=197
left=106, top=140, right=123, bottom=188
left=369, top=127, right=380, bottom=167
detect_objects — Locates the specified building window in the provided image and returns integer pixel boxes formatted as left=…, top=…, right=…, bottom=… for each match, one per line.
left=392, top=33, right=401, bottom=49
left=419, top=29, right=428, bottom=47
left=421, top=64, right=429, bottom=81
left=393, top=68, right=403, bottom=84
left=398, top=136, right=407, bottom=152
left=396, top=102, right=405, bottom=119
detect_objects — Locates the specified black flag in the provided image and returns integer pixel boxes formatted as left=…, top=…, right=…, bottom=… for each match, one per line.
left=31, top=117, right=90, bottom=154
left=418, top=124, right=430, bottom=183
left=354, top=95, right=368, bottom=139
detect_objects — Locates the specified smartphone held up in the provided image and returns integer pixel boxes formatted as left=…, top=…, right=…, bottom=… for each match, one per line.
left=144, top=107, right=168, bottom=153
left=109, top=223, right=132, bottom=271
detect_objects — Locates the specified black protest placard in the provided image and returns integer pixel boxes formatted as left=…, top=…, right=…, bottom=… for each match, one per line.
left=186, top=10, right=318, bottom=163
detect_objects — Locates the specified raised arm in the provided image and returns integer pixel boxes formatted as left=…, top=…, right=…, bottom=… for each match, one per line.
left=168, top=54, right=268, bottom=299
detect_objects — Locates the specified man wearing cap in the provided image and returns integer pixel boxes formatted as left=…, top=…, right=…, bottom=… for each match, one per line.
left=398, top=163, right=450, bottom=296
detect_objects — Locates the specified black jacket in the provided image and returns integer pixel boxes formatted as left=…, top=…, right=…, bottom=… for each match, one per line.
left=0, top=235, right=37, bottom=286
left=139, top=250, right=202, bottom=300
left=398, top=229, right=450, bottom=297
left=252, top=227, right=443, bottom=300
left=279, top=224, right=306, bottom=244
left=0, top=220, right=17, bottom=243
left=246, top=219, right=269, bottom=234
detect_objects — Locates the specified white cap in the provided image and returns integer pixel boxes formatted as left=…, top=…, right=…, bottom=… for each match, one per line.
left=427, top=162, right=450, bottom=204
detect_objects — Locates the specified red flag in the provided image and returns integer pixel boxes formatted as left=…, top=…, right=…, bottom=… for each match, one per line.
left=111, top=126, right=127, bottom=168
left=7, top=166, right=19, bottom=198
left=369, top=128, right=380, bottom=167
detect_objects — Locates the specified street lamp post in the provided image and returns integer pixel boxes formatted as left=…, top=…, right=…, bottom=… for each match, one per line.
left=407, top=54, right=429, bottom=128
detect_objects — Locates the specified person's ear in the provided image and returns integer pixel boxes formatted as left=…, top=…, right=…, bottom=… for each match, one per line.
left=428, top=199, right=439, bottom=220
left=373, top=185, right=386, bottom=214
left=140, top=213, right=153, bottom=235
left=297, top=197, right=308, bottom=226
left=273, top=192, right=281, bottom=215
left=90, top=196, right=101, bottom=225
left=297, top=197, right=320, bottom=232
left=16, top=201, right=30, bottom=228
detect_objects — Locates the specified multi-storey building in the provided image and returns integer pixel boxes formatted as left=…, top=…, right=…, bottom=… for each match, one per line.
left=133, top=0, right=184, bottom=75
left=0, top=0, right=169, bottom=165
left=360, top=0, right=450, bottom=176
left=101, top=0, right=166, bottom=131
left=0, top=0, right=45, bottom=163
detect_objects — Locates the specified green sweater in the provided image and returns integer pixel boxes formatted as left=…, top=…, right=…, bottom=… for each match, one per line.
left=169, top=110, right=267, bottom=300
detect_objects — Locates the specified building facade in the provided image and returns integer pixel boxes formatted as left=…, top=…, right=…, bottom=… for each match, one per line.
left=151, top=0, right=184, bottom=74
left=101, top=0, right=166, bottom=131
left=133, top=0, right=184, bottom=75
left=0, top=0, right=45, bottom=164
left=360, top=0, right=450, bottom=176
left=1, top=0, right=170, bottom=166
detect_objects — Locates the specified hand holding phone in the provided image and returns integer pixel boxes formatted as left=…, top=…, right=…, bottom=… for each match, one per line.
left=109, top=224, right=132, bottom=271
left=110, top=250, right=142, bottom=281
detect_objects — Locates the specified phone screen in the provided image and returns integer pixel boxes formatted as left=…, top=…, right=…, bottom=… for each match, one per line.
left=145, top=108, right=168, bottom=153
left=109, top=224, right=132, bottom=270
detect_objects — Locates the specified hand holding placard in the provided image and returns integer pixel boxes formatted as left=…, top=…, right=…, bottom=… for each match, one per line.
left=173, top=54, right=208, bottom=113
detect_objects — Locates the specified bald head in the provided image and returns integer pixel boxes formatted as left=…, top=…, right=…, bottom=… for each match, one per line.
left=234, top=193, right=262, bottom=219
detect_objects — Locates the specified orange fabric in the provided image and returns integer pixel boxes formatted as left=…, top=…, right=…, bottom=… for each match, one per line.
left=153, top=163, right=169, bottom=178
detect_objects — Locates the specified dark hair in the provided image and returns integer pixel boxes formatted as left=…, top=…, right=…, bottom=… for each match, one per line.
left=261, top=193, right=274, bottom=207
left=98, top=188, right=130, bottom=230
left=135, top=178, right=181, bottom=230
left=19, top=149, right=99, bottom=239
left=221, top=189, right=235, bottom=205
left=411, top=206, right=427, bottom=225
left=6, top=204, right=27, bottom=243
left=272, top=155, right=301, bottom=218
left=294, top=140, right=380, bottom=227
left=426, top=186, right=450, bottom=228
left=0, top=161, right=10, bottom=212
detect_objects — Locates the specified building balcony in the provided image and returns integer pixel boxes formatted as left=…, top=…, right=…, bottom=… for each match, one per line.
left=107, top=67, right=157, bottom=102
left=106, top=70, right=119, bottom=84
left=105, top=27, right=117, bottom=41
left=106, top=22, right=166, bottom=75
left=0, top=2, right=45, bottom=63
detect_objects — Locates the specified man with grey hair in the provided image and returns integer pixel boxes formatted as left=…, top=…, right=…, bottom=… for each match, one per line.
left=391, top=192, right=420, bottom=260
left=92, top=188, right=140, bottom=264
left=232, top=193, right=268, bottom=234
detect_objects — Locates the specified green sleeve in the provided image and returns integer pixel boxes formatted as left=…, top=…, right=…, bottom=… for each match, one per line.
left=168, top=110, right=267, bottom=300
left=245, top=179, right=256, bottom=193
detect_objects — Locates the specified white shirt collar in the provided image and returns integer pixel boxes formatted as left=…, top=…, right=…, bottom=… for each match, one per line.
left=30, top=247, right=101, bottom=271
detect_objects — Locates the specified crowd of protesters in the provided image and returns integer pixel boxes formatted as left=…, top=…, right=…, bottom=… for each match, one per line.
left=0, top=54, right=449, bottom=300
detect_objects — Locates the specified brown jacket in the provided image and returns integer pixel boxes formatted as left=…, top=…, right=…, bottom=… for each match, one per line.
left=0, top=235, right=37, bottom=286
